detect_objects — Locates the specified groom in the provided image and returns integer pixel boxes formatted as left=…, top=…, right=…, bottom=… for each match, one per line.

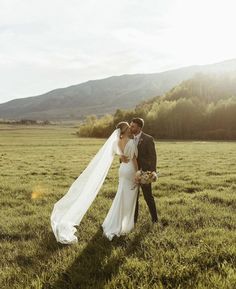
left=121, top=117, right=158, bottom=224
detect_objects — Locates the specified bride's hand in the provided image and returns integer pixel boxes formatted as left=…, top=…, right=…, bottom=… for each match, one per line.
left=134, top=170, right=141, bottom=184
left=151, top=171, right=157, bottom=181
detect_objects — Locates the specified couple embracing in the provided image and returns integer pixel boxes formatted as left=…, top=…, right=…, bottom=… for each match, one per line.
left=51, top=118, right=159, bottom=244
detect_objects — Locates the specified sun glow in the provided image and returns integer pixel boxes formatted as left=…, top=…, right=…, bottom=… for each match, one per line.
left=1, top=0, right=236, bottom=103
left=162, top=0, right=236, bottom=66
left=31, top=184, right=48, bottom=199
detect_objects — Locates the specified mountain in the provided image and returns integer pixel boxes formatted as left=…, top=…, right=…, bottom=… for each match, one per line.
left=164, top=72, right=236, bottom=103
left=1, top=58, right=236, bottom=121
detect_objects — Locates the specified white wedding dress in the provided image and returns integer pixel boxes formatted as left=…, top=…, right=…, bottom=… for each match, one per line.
left=51, top=129, right=138, bottom=244
left=102, top=138, right=138, bottom=241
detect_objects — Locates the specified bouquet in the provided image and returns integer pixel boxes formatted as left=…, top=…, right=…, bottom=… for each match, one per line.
left=135, top=170, right=158, bottom=184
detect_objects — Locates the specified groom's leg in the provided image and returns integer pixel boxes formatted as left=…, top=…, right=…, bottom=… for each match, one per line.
left=134, top=187, right=140, bottom=223
left=141, top=184, right=158, bottom=223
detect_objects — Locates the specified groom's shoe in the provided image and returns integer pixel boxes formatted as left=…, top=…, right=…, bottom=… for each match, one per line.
left=152, top=217, right=158, bottom=224
left=152, top=219, right=163, bottom=229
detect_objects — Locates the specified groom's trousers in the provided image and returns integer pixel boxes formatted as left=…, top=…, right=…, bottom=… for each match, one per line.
left=134, top=183, right=158, bottom=223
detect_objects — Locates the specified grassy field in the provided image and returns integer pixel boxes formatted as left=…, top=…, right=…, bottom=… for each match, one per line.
left=0, top=124, right=236, bottom=289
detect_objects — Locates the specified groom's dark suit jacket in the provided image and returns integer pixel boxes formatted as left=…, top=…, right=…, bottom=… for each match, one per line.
left=137, top=132, right=157, bottom=172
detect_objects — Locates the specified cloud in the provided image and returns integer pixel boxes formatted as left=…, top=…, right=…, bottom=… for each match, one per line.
left=0, top=0, right=236, bottom=103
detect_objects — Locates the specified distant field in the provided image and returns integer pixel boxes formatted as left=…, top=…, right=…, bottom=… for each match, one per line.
left=0, top=124, right=236, bottom=289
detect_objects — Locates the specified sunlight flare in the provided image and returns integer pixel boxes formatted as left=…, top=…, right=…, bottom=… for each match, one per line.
left=31, top=184, right=48, bottom=199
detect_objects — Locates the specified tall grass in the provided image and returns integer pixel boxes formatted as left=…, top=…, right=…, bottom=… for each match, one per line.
left=0, top=124, right=235, bottom=289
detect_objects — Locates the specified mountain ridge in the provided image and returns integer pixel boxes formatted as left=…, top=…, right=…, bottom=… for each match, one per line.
left=1, top=58, right=236, bottom=121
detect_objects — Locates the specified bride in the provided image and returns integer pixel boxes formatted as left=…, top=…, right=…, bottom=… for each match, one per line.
left=102, top=122, right=138, bottom=240
left=51, top=121, right=138, bottom=244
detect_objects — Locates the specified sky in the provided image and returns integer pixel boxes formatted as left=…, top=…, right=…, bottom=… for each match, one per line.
left=0, top=0, right=236, bottom=104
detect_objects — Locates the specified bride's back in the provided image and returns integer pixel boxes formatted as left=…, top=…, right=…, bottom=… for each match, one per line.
left=118, top=137, right=130, bottom=153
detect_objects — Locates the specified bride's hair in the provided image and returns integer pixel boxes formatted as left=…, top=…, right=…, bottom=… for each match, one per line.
left=116, top=121, right=130, bottom=139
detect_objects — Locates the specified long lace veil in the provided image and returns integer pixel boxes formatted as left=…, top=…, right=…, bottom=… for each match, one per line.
left=51, top=128, right=120, bottom=244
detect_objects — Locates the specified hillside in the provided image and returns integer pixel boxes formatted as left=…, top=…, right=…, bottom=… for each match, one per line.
left=164, top=73, right=236, bottom=103
left=78, top=73, right=236, bottom=140
left=1, top=59, right=236, bottom=121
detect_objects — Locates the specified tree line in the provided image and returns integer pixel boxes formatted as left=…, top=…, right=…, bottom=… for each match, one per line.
left=77, top=74, right=236, bottom=140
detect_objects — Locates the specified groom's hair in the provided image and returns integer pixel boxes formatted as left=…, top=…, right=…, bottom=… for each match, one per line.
left=131, top=117, right=144, bottom=128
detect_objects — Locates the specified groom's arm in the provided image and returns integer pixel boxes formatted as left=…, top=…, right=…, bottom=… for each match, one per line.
left=120, top=155, right=129, bottom=163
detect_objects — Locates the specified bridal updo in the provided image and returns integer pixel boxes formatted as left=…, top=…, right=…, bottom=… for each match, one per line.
left=116, top=121, right=130, bottom=139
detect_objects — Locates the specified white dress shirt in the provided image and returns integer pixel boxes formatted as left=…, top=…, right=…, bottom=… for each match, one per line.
left=134, top=131, right=142, bottom=146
